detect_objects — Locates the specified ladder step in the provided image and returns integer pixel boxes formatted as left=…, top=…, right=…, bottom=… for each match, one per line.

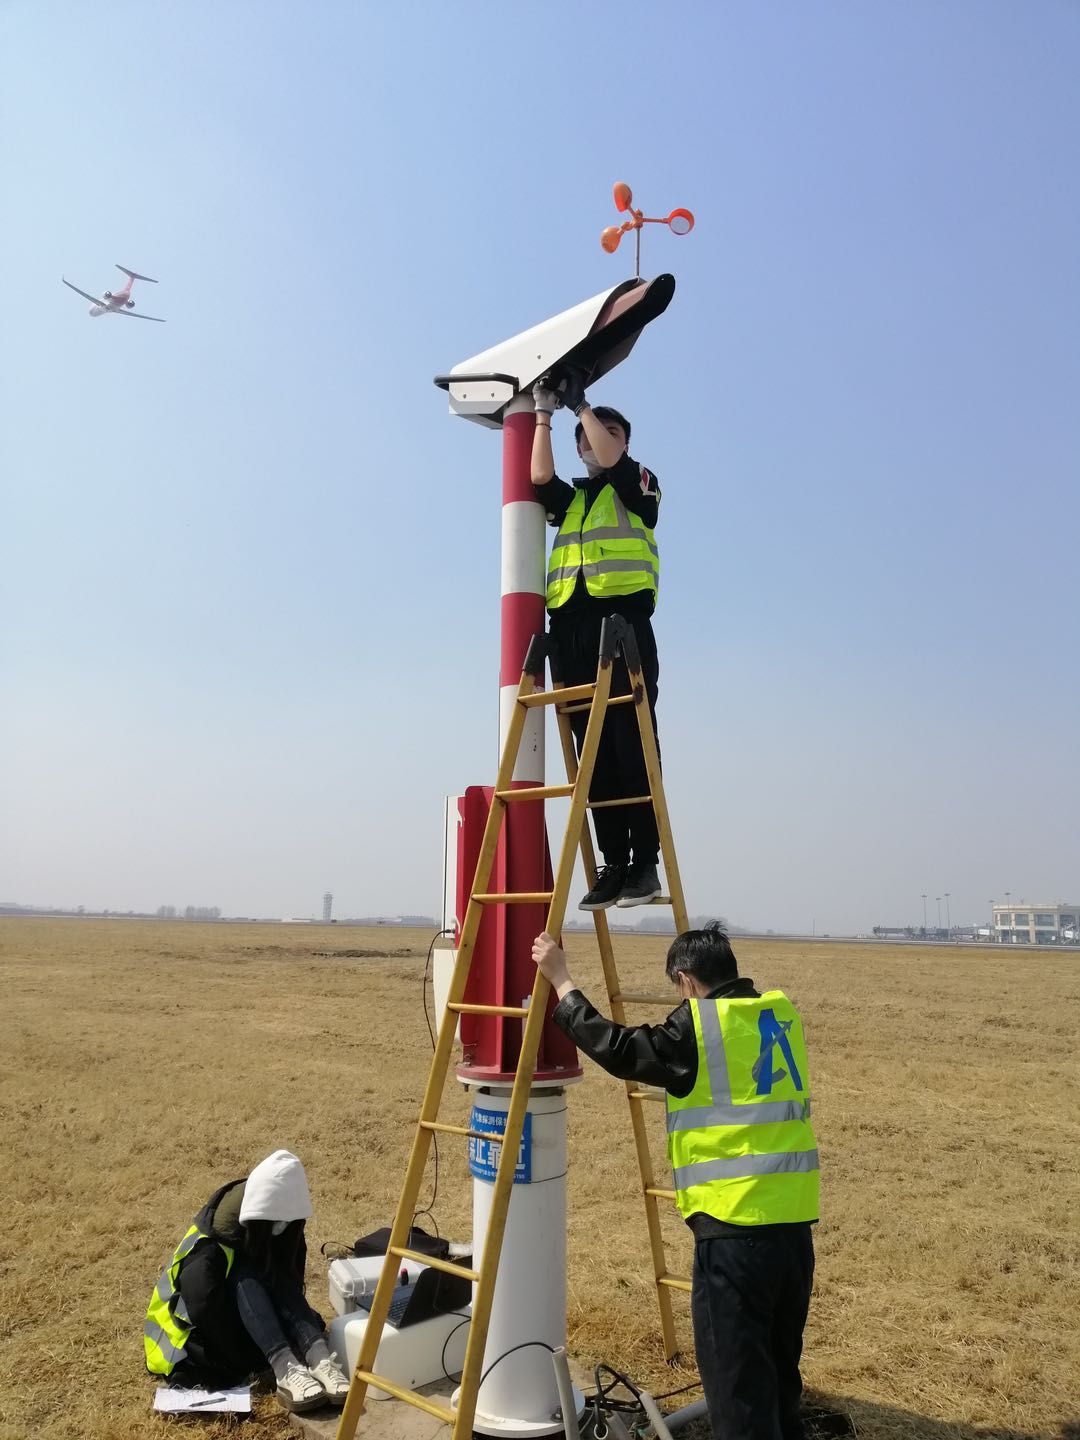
left=558, top=694, right=635, bottom=715
left=421, top=1119, right=508, bottom=1143
left=472, top=890, right=554, bottom=905
left=658, top=1273, right=693, bottom=1293
left=617, top=991, right=675, bottom=1005
left=519, top=682, right=596, bottom=708
left=588, top=795, right=652, bottom=809
left=350, top=1371, right=457, bottom=1420
left=447, top=1001, right=529, bottom=1018
left=628, top=1087, right=666, bottom=1103
left=645, top=1186, right=677, bottom=1201
left=494, top=784, right=575, bottom=801
left=390, top=1247, right=480, bottom=1283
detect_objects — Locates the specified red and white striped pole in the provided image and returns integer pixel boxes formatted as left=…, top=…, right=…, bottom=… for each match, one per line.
left=463, top=392, right=581, bottom=1435
left=498, top=394, right=546, bottom=772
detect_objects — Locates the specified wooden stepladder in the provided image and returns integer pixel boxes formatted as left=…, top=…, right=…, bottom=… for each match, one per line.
left=548, top=616, right=691, bottom=1362
left=335, top=616, right=689, bottom=1440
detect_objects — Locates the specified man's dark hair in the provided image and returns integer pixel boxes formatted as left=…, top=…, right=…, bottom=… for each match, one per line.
left=575, top=405, right=631, bottom=446
left=665, top=922, right=738, bottom=989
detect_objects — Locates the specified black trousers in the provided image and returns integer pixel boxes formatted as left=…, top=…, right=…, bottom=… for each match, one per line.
left=548, top=609, right=660, bottom=866
left=691, top=1226, right=815, bottom=1440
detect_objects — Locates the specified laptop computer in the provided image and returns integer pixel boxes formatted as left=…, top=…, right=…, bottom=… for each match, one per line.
left=356, top=1265, right=472, bottom=1330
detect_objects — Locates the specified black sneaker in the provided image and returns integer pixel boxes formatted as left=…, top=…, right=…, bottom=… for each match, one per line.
left=579, top=863, right=627, bottom=912
left=616, top=862, right=662, bottom=908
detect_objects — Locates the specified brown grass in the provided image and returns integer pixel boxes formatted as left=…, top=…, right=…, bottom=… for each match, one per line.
left=0, top=920, right=1077, bottom=1440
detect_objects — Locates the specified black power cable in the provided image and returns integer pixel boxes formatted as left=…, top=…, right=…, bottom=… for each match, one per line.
left=411, top=925, right=455, bottom=1233
left=440, top=1313, right=472, bottom=1382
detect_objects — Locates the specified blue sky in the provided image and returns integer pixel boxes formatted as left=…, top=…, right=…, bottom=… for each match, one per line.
left=1, top=1, right=1077, bottom=932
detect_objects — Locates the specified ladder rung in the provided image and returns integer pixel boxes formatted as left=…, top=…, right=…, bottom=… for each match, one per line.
left=350, top=1371, right=457, bottom=1420
left=558, top=694, right=635, bottom=714
left=645, top=1186, right=677, bottom=1201
left=421, top=1119, right=505, bottom=1143
left=390, top=1247, right=480, bottom=1283
left=617, top=991, right=674, bottom=1005
left=588, top=795, right=653, bottom=809
left=494, top=784, right=575, bottom=801
left=658, top=1273, right=692, bottom=1293
left=520, top=682, right=595, bottom=707
left=447, top=1001, right=529, bottom=1018
left=472, top=890, right=554, bottom=904
left=628, top=1088, right=666, bottom=1103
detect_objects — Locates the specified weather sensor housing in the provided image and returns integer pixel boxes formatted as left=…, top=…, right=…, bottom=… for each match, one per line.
left=434, top=273, right=675, bottom=428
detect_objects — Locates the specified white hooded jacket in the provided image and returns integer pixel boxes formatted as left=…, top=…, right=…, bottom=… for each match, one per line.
left=238, top=1149, right=313, bottom=1227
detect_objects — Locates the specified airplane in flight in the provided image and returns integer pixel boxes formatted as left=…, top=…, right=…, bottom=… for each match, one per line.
left=62, top=265, right=165, bottom=323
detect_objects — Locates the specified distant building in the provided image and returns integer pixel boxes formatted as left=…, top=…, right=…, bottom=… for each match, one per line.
left=322, top=891, right=333, bottom=924
left=992, top=901, right=1079, bottom=944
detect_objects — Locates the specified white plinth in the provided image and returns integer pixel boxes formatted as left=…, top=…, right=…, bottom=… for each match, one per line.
left=462, top=1085, right=579, bottom=1437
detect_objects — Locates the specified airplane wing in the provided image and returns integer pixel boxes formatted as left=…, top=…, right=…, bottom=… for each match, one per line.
left=62, top=278, right=103, bottom=305
left=116, top=309, right=166, bottom=323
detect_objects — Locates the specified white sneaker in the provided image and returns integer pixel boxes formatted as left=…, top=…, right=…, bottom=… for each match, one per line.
left=276, top=1361, right=326, bottom=1413
left=310, top=1351, right=351, bottom=1405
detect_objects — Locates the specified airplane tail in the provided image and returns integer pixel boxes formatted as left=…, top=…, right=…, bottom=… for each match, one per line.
left=116, top=265, right=158, bottom=283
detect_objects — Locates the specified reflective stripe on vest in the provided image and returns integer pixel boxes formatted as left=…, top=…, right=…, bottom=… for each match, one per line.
left=546, top=484, right=659, bottom=609
left=666, top=993, right=819, bottom=1226
left=143, top=1224, right=235, bottom=1376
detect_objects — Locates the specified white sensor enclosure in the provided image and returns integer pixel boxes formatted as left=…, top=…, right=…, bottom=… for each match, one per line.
left=435, top=274, right=675, bottom=428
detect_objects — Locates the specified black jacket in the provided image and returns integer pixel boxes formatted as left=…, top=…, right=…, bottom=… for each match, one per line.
left=553, top=976, right=809, bottom=1239
left=551, top=975, right=760, bottom=1097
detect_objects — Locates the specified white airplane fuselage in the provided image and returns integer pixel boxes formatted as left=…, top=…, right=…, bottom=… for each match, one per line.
left=89, top=290, right=134, bottom=317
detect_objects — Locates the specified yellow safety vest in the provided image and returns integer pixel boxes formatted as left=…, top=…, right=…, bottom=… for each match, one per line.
left=144, top=1224, right=235, bottom=1376
left=667, top=993, right=819, bottom=1226
left=546, top=483, right=659, bottom=610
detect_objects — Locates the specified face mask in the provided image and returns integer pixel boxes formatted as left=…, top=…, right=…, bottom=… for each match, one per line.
left=579, top=448, right=603, bottom=476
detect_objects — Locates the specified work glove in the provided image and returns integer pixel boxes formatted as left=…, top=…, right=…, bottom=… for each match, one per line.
left=556, top=365, right=588, bottom=416
left=532, top=379, right=559, bottom=416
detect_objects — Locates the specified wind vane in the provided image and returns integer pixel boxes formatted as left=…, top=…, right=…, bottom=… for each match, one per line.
left=600, top=181, right=695, bottom=278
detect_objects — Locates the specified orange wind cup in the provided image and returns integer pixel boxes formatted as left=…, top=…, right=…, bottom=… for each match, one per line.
left=600, top=182, right=695, bottom=275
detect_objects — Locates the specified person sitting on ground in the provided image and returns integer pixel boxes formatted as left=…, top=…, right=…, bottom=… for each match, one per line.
left=531, top=368, right=663, bottom=912
left=144, top=1149, right=350, bottom=1414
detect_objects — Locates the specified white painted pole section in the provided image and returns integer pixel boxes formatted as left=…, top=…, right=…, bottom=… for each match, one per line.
left=469, top=1087, right=569, bottom=1437
left=500, top=684, right=543, bottom=784
left=500, top=498, right=547, bottom=599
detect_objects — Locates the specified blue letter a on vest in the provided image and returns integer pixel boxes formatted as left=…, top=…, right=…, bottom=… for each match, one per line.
left=752, top=1010, right=803, bottom=1095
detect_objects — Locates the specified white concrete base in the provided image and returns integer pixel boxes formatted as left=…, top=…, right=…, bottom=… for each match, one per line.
left=465, top=1086, right=571, bottom=1435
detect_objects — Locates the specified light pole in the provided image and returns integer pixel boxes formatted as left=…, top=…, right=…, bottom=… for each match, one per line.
left=922, top=894, right=927, bottom=933
left=944, top=892, right=951, bottom=938
left=936, top=896, right=942, bottom=932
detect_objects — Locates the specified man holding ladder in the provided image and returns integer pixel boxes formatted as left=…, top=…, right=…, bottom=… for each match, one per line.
left=533, top=923, right=820, bottom=1440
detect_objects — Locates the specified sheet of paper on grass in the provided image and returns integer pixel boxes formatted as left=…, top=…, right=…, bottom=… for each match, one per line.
left=153, top=1385, right=252, bottom=1413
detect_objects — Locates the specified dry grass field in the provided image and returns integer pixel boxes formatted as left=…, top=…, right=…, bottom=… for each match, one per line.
left=1, top=919, right=1078, bottom=1440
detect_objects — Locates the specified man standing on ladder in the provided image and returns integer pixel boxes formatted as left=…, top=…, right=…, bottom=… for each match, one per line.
left=531, top=923, right=819, bottom=1440
left=531, top=368, right=663, bottom=911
